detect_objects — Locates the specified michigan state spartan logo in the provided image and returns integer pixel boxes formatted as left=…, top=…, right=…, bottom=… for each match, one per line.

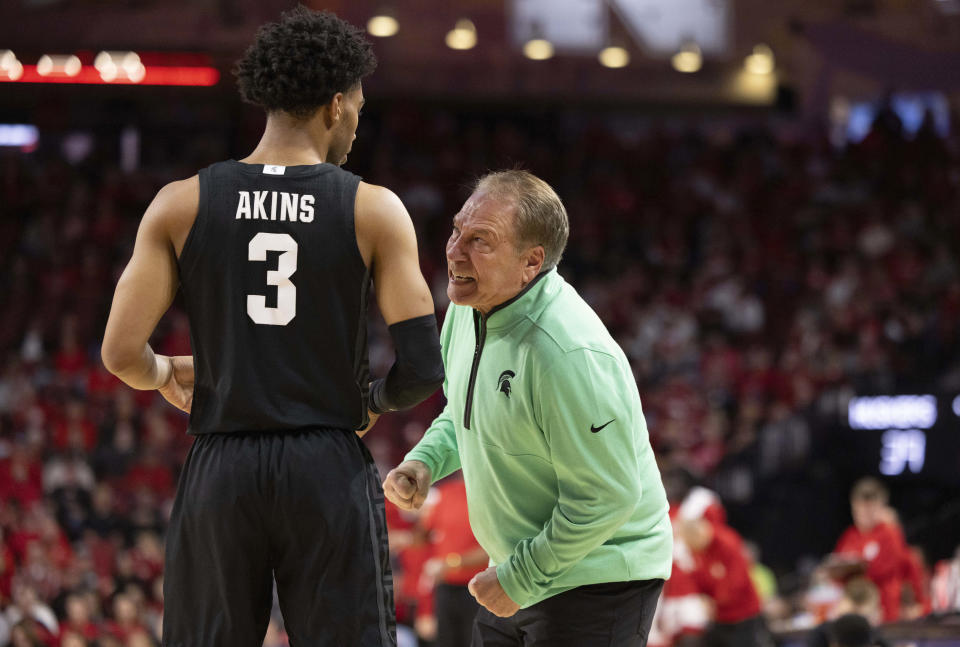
left=497, top=370, right=516, bottom=399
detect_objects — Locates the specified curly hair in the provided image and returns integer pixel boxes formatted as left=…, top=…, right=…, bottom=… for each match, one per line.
left=234, top=6, right=377, bottom=119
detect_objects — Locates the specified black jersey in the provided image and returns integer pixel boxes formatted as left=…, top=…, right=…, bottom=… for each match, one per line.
left=177, top=160, right=370, bottom=434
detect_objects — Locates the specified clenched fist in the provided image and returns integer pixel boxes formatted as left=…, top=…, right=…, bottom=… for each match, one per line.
left=468, top=566, right=520, bottom=618
left=382, top=460, right=431, bottom=511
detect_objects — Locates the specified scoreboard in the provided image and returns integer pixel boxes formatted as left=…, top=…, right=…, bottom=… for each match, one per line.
left=840, top=393, right=960, bottom=485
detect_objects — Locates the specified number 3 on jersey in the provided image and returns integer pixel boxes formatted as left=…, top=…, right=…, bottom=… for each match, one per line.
left=247, top=232, right=298, bottom=326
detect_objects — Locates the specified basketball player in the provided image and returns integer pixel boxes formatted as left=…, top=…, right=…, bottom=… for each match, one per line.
left=101, top=8, right=443, bottom=646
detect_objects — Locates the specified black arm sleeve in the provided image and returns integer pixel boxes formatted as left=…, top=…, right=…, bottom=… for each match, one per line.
left=368, top=313, right=444, bottom=414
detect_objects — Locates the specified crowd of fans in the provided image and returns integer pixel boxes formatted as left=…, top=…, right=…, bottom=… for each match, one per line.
left=0, top=98, right=958, bottom=646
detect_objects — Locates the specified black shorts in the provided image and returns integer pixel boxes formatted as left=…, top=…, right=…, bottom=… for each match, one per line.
left=161, top=429, right=396, bottom=647
left=472, top=579, right=663, bottom=647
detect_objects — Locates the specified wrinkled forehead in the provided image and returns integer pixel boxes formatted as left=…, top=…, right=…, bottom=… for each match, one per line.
left=454, top=191, right=517, bottom=232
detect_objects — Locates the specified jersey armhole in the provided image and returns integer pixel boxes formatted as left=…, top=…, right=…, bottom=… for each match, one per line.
left=176, top=168, right=208, bottom=280
left=343, top=174, right=369, bottom=273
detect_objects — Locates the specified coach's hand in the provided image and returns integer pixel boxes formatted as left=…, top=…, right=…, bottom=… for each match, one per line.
left=468, top=566, right=520, bottom=618
left=382, top=460, right=431, bottom=511
left=158, top=355, right=194, bottom=414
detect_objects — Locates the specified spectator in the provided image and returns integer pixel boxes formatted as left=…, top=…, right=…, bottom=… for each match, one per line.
left=930, top=544, right=960, bottom=613
left=8, top=619, right=47, bottom=647
left=829, top=478, right=905, bottom=622
left=676, top=517, right=769, bottom=647
left=5, top=581, right=58, bottom=639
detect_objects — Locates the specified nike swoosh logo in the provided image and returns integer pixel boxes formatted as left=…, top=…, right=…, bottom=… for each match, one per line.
left=590, top=419, right=615, bottom=433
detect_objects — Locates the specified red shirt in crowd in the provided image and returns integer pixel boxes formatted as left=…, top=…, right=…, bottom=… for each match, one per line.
left=59, top=621, right=99, bottom=644
left=124, top=461, right=174, bottom=499
left=0, top=542, right=14, bottom=601
left=903, top=548, right=931, bottom=615
left=887, top=522, right=931, bottom=616
left=834, top=521, right=905, bottom=622
left=0, top=457, right=43, bottom=507
left=52, top=418, right=97, bottom=452
left=421, top=477, right=485, bottom=587
left=690, top=524, right=761, bottom=624
left=385, top=502, right=429, bottom=625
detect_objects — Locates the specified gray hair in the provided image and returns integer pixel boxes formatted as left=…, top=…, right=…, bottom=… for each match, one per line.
left=474, top=170, right=569, bottom=271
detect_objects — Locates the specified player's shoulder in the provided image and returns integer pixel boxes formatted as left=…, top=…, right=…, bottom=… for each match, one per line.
left=142, top=175, right=199, bottom=242
left=356, top=181, right=404, bottom=214
left=353, top=182, right=417, bottom=270
left=151, top=175, right=199, bottom=213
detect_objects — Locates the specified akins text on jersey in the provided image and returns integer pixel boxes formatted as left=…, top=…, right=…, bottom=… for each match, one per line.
left=235, top=191, right=315, bottom=223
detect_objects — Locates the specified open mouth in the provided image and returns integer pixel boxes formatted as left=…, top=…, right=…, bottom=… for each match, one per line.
left=449, top=270, right=475, bottom=283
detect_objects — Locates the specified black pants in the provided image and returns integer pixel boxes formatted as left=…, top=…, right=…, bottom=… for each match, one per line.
left=472, top=579, right=663, bottom=647
left=162, top=429, right=396, bottom=647
left=435, top=583, right=482, bottom=647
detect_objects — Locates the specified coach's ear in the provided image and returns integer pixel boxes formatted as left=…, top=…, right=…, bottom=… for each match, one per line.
left=383, top=460, right=432, bottom=511
left=521, top=245, right=544, bottom=286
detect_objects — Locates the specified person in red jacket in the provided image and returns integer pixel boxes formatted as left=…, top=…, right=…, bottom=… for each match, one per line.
left=651, top=473, right=726, bottom=647
left=677, top=517, right=766, bottom=647
left=419, top=475, right=488, bottom=647
left=878, top=507, right=931, bottom=619
left=829, top=478, right=905, bottom=622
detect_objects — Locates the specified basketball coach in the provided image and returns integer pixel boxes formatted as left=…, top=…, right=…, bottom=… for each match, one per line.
left=383, top=170, right=672, bottom=647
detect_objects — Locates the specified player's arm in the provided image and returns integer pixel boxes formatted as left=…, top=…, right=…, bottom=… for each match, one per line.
left=101, top=178, right=197, bottom=411
left=496, top=349, right=644, bottom=607
left=385, top=305, right=461, bottom=511
left=355, top=182, right=444, bottom=415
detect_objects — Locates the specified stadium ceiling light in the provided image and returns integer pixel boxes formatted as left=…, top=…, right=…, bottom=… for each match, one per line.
left=599, top=45, right=630, bottom=68
left=95, top=51, right=145, bottom=83
left=0, top=50, right=23, bottom=81
left=523, top=38, right=554, bottom=61
left=367, top=13, right=399, bottom=37
left=671, top=42, right=702, bottom=73
left=744, top=44, right=774, bottom=75
left=445, top=19, right=477, bottom=50
left=37, top=54, right=82, bottom=77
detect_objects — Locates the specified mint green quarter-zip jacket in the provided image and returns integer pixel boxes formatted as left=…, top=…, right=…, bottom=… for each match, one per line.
left=404, top=268, right=672, bottom=608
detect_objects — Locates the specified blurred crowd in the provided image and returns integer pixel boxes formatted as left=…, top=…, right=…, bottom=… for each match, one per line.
left=0, top=98, right=959, bottom=646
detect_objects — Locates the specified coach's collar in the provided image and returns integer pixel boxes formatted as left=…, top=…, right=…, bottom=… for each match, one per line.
left=476, top=268, right=560, bottom=332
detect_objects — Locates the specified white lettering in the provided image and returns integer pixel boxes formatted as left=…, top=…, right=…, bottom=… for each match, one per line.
left=253, top=191, right=268, bottom=220
left=236, top=191, right=251, bottom=219
left=848, top=395, right=937, bottom=430
left=235, top=191, right=315, bottom=225
left=280, top=192, right=298, bottom=222
left=300, top=194, right=315, bottom=223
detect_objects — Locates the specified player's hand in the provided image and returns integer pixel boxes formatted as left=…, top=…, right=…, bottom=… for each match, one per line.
left=468, top=566, right=520, bottom=618
left=382, top=460, right=431, bottom=511
left=157, top=355, right=194, bottom=413
left=357, top=411, right=380, bottom=438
